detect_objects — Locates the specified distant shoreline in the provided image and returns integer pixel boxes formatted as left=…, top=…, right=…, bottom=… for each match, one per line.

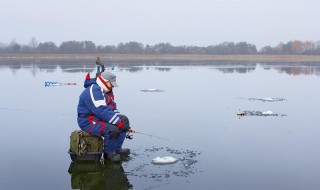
left=1, top=54, right=320, bottom=63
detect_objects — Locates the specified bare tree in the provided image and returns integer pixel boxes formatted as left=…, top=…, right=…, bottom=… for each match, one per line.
left=291, top=40, right=303, bottom=54
left=28, top=37, right=38, bottom=53
left=302, top=41, right=315, bottom=52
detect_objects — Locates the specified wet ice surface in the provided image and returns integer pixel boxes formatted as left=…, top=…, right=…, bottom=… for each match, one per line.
left=123, top=146, right=201, bottom=184
left=2, top=62, right=320, bottom=190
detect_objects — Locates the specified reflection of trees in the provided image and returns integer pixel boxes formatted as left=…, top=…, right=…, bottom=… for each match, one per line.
left=212, top=62, right=320, bottom=76
left=154, top=67, right=172, bottom=72
left=216, top=67, right=255, bottom=74
left=0, top=60, right=94, bottom=75
left=37, top=62, right=58, bottom=71
left=62, top=68, right=95, bottom=73
left=1, top=60, right=320, bottom=76
left=275, top=67, right=318, bottom=76
left=113, top=60, right=215, bottom=68
left=68, top=161, right=132, bottom=190
left=212, top=62, right=257, bottom=74
left=30, top=63, right=39, bottom=77
left=59, top=62, right=94, bottom=73
left=261, top=63, right=320, bottom=76
left=122, top=67, right=144, bottom=73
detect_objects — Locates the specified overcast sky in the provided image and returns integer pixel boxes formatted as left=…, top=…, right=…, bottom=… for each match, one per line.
left=0, top=0, right=319, bottom=48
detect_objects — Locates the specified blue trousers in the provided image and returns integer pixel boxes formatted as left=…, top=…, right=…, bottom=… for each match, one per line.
left=77, top=115, right=129, bottom=154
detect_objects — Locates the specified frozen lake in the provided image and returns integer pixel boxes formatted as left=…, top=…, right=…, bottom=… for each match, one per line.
left=0, top=60, right=320, bottom=190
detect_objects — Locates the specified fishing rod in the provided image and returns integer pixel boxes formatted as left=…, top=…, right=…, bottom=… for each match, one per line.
left=95, top=57, right=105, bottom=74
left=95, top=57, right=116, bottom=74
left=126, top=129, right=170, bottom=141
left=45, top=82, right=77, bottom=87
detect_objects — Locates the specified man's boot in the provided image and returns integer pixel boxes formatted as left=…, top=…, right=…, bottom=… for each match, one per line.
left=116, top=148, right=131, bottom=157
left=104, top=152, right=121, bottom=162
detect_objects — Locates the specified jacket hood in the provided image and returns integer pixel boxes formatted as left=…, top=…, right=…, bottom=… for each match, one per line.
left=83, top=73, right=97, bottom=88
left=84, top=78, right=96, bottom=88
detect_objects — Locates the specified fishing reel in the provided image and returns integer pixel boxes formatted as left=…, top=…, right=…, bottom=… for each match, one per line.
left=125, top=133, right=133, bottom=140
left=125, top=129, right=136, bottom=140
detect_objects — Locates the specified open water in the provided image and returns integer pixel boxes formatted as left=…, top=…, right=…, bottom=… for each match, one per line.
left=0, top=60, right=320, bottom=190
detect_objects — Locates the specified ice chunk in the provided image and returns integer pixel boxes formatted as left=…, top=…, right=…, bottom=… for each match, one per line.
left=247, top=97, right=285, bottom=102
left=152, top=156, right=178, bottom=164
left=262, top=111, right=273, bottom=115
left=141, top=89, right=164, bottom=92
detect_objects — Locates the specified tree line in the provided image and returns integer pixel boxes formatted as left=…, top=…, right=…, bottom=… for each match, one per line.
left=0, top=38, right=319, bottom=55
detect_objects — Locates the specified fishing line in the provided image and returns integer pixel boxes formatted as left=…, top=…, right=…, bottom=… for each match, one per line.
left=0, top=106, right=74, bottom=117
left=0, top=106, right=169, bottom=140
left=143, top=182, right=171, bottom=190
left=128, top=129, right=170, bottom=141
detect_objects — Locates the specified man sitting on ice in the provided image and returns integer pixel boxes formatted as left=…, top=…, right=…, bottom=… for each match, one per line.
left=77, top=71, right=130, bottom=162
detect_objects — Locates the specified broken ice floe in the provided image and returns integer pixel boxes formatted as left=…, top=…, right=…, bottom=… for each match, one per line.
left=123, top=147, right=201, bottom=183
left=237, top=110, right=287, bottom=117
left=141, top=89, right=164, bottom=92
left=247, top=97, right=286, bottom=102
left=152, top=157, right=178, bottom=165
left=262, top=111, right=274, bottom=115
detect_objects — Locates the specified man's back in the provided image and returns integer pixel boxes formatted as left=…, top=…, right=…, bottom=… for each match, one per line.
left=77, top=84, right=101, bottom=116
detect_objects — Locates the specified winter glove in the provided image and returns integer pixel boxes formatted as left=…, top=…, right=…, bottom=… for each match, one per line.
left=106, top=124, right=120, bottom=139
left=117, top=118, right=130, bottom=132
left=117, top=120, right=123, bottom=128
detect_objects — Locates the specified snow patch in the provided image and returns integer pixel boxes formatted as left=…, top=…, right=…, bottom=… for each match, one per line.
left=262, top=111, right=273, bottom=115
left=152, top=156, right=178, bottom=165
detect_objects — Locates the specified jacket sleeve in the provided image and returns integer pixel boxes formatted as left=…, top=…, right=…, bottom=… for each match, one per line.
left=111, top=93, right=120, bottom=114
left=107, top=91, right=120, bottom=114
left=87, top=85, right=121, bottom=125
left=113, top=102, right=120, bottom=114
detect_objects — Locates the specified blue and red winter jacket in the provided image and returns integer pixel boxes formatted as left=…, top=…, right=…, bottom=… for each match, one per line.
left=83, top=74, right=120, bottom=113
left=77, top=73, right=121, bottom=129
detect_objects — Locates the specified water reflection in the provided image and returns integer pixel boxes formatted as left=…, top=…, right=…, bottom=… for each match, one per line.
left=259, top=63, right=320, bottom=76
left=154, top=67, right=172, bottom=72
left=68, top=161, right=132, bottom=190
left=274, top=66, right=320, bottom=76
left=121, top=66, right=144, bottom=73
left=212, top=64, right=256, bottom=74
left=1, top=60, right=320, bottom=76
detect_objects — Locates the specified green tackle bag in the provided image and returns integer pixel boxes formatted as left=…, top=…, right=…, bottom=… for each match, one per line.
left=70, top=130, right=104, bottom=156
